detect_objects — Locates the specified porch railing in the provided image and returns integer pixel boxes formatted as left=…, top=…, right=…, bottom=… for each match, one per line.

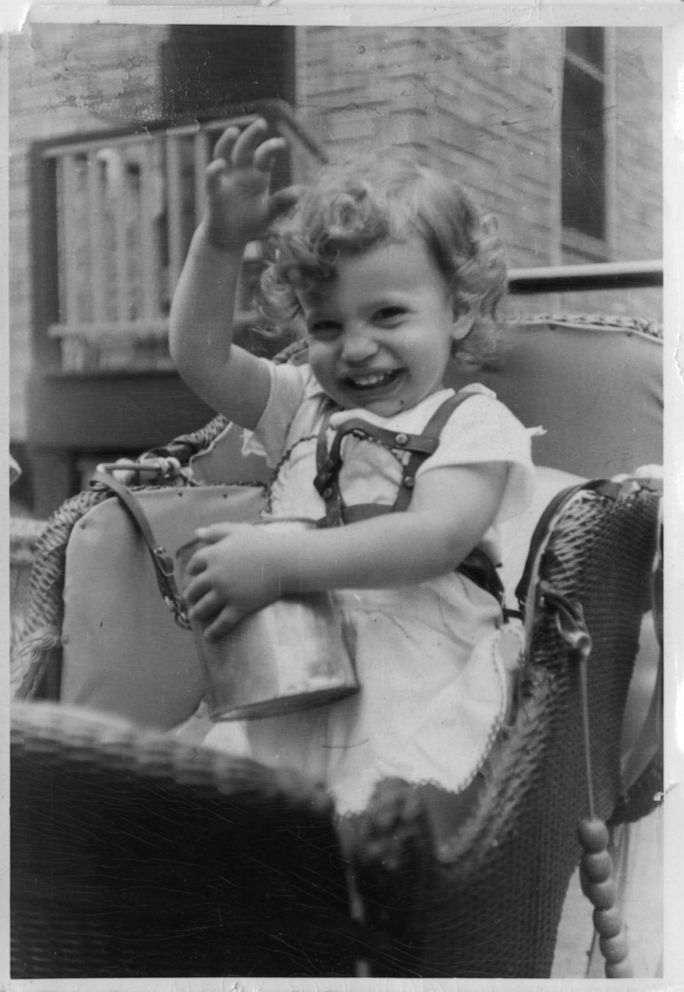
left=41, top=102, right=327, bottom=373
left=39, top=106, right=663, bottom=373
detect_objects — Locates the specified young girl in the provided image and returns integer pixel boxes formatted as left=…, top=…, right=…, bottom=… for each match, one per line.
left=169, top=118, right=535, bottom=826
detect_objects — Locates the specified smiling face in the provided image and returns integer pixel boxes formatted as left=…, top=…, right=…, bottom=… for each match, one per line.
left=299, top=238, right=472, bottom=418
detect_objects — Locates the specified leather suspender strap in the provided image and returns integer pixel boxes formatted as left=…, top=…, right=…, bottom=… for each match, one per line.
left=393, top=391, right=474, bottom=512
left=312, top=390, right=504, bottom=606
left=314, top=391, right=476, bottom=526
left=314, top=413, right=441, bottom=527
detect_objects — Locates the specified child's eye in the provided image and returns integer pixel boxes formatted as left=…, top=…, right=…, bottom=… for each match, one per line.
left=374, top=306, right=406, bottom=324
left=308, top=319, right=341, bottom=339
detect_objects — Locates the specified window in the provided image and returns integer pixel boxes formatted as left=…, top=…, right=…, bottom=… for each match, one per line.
left=561, top=27, right=607, bottom=244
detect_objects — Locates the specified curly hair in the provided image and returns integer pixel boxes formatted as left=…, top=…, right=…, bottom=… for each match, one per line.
left=258, top=152, right=508, bottom=364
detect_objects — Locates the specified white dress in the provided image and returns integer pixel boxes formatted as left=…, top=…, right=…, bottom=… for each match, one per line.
left=204, top=361, right=536, bottom=817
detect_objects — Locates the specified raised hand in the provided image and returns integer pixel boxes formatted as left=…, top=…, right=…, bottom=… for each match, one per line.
left=202, top=117, right=300, bottom=251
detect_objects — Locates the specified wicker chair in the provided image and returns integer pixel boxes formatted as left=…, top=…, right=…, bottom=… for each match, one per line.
left=11, top=701, right=360, bottom=978
left=353, top=473, right=661, bottom=977
left=11, top=314, right=663, bottom=978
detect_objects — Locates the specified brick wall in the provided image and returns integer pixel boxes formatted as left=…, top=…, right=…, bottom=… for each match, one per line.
left=294, top=25, right=662, bottom=320
left=612, top=28, right=662, bottom=262
left=295, top=26, right=564, bottom=264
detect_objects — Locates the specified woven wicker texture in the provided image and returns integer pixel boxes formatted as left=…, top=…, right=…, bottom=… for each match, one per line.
left=12, top=488, right=108, bottom=699
left=354, top=481, right=660, bottom=977
left=11, top=318, right=661, bottom=978
left=11, top=702, right=359, bottom=978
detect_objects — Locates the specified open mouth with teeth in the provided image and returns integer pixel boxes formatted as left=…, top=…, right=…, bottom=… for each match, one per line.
left=343, top=369, right=402, bottom=391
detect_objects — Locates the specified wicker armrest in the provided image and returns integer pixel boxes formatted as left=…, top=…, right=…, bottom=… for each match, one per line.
left=11, top=701, right=360, bottom=978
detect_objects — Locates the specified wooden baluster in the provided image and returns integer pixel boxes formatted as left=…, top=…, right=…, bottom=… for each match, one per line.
left=166, top=132, right=184, bottom=302
left=193, top=128, right=210, bottom=226
left=112, top=148, right=129, bottom=323
left=87, top=150, right=107, bottom=324
left=139, top=141, right=159, bottom=321
left=61, top=153, right=81, bottom=327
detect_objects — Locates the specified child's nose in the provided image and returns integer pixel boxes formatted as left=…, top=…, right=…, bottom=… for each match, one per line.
left=341, top=325, right=378, bottom=363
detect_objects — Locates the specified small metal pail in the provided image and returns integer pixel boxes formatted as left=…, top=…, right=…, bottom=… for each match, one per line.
left=175, top=519, right=359, bottom=721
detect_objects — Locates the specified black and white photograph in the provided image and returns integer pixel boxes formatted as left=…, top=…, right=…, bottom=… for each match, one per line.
left=4, top=5, right=681, bottom=986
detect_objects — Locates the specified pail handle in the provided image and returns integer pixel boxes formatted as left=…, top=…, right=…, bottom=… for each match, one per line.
left=90, top=468, right=190, bottom=629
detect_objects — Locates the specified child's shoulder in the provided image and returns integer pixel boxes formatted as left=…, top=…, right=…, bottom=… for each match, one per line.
left=268, top=357, right=321, bottom=400
left=264, top=359, right=335, bottom=432
left=439, top=385, right=534, bottom=461
left=451, top=383, right=526, bottom=426
left=406, top=383, right=503, bottom=431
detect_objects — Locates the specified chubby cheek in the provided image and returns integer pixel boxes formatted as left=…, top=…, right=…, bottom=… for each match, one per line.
left=308, top=354, right=358, bottom=410
left=307, top=344, right=335, bottom=385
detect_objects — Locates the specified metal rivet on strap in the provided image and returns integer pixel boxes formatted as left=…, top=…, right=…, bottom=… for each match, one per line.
left=395, top=433, right=408, bottom=446
left=322, top=487, right=333, bottom=499
left=404, top=476, right=415, bottom=489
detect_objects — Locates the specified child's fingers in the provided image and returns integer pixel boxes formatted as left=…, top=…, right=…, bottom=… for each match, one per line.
left=204, top=607, right=242, bottom=641
left=187, top=589, right=222, bottom=623
left=231, top=117, right=269, bottom=168
left=195, top=523, right=240, bottom=544
left=205, top=158, right=228, bottom=199
left=212, top=126, right=240, bottom=163
left=182, top=565, right=210, bottom=601
left=253, top=136, right=287, bottom=173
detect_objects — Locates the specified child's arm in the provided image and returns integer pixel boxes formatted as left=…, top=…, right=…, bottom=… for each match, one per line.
left=169, top=118, right=299, bottom=429
left=183, top=461, right=508, bottom=639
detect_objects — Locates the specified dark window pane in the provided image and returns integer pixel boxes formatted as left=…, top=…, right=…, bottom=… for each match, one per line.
left=566, top=26, right=604, bottom=72
left=561, top=59, right=606, bottom=239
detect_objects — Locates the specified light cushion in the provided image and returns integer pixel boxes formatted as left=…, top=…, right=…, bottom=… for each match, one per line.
left=447, top=318, right=662, bottom=479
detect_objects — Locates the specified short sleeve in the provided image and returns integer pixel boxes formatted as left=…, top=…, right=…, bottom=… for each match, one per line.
left=416, top=393, right=535, bottom=524
left=241, top=361, right=318, bottom=467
